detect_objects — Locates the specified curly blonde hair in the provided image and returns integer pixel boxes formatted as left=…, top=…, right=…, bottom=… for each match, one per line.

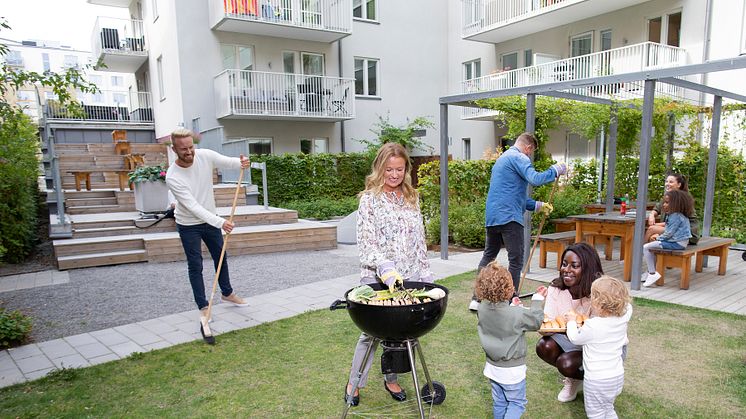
left=475, top=262, right=514, bottom=303
left=362, top=143, right=418, bottom=206
left=590, top=276, right=631, bottom=317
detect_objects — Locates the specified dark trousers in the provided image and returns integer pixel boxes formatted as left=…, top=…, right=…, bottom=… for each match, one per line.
left=477, top=222, right=525, bottom=292
left=176, top=223, right=233, bottom=309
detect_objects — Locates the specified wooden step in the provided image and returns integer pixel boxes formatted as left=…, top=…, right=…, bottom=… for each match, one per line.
left=65, top=190, right=117, bottom=199
left=57, top=249, right=148, bottom=270
left=54, top=236, right=145, bottom=258
left=66, top=204, right=126, bottom=215
left=73, top=225, right=140, bottom=238
left=66, top=197, right=119, bottom=206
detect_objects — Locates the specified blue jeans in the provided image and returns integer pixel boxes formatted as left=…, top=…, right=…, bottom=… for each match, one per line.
left=176, top=223, right=233, bottom=309
left=490, top=379, right=527, bottom=419
left=478, top=222, right=525, bottom=291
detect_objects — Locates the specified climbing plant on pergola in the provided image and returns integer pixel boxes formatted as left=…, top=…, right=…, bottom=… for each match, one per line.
left=437, top=55, right=746, bottom=290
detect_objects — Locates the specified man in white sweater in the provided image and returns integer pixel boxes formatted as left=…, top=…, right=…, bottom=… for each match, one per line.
left=166, top=128, right=251, bottom=320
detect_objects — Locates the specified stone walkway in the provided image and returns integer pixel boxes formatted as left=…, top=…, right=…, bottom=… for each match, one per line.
left=0, top=251, right=485, bottom=389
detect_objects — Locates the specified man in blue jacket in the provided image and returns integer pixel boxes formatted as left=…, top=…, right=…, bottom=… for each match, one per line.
left=470, top=133, right=566, bottom=311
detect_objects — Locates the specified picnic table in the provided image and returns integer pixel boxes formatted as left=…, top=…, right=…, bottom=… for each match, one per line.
left=567, top=211, right=640, bottom=281
left=583, top=202, right=657, bottom=214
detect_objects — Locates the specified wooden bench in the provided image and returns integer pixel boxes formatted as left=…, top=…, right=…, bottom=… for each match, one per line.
left=68, top=169, right=133, bottom=191
left=648, top=237, right=735, bottom=289
left=552, top=217, right=614, bottom=260
left=551, top=218, right=575, bottom=232
left=537, top=230, right=577, bottom=270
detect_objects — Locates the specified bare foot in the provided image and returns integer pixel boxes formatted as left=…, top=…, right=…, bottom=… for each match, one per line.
left=346, top=383, right=359, bottom=397
left=385, top=381, right=403, bottom=392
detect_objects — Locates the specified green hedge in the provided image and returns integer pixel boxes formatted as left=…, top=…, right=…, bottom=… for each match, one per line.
left=283, top=196, right=359, bottom=220
left=0, top=110, right=40, bottom=263
left=249, top=153, right=371, bottom=206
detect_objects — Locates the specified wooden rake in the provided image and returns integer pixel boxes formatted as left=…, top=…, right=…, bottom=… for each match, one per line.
left=517, top=176, right=561, bottom=297
left=200, top=167, right=245, bottom=343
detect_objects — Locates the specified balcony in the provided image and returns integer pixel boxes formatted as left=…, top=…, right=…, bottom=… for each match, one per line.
left=462, top=0, right=650, bottom=43
left=209, top=0, right=352, bottom=43
left=460, top=42, right=686, bottom=120
left=86, top=0, right=132, bottom=6
left=91, top=17, right=147, bottom=73
left=47, top=90, right=154, bottom=124
left=214, top=70, right=354, bottom=121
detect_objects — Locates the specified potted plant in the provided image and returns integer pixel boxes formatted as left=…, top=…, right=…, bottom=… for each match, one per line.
left=129, top=164, right=169, bottom=213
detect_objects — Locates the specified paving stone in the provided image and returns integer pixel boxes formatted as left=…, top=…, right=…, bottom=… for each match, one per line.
left=126, top=331, right=162, bottom=346
left=215, top=311, right=251, bottom=325
left=0, top=369, right=25, bottom=388
left=142, top=341, right=172, bottom=352
left=109, top=341, right=144, bottom=358
left=25, top=367, right=55, bottom=381
left=210, top=320, right=240, bottom=334
left=90, top=329, right=130, bottom=346
left=15, top=355, right=54, bottom=374
left=7, top=344, right=43, bottom=361
left=0, top=350, right=11, bottom=362
left=34, top=274, right=54, bottom=287
left=113, top=323, right=148, bottom=336
left=248, top=311, right=282, bottom=323
left=160, top=330, right=195, bottom=345
left=75, top=342, right=113, bottom=359
left=159, top=313, right=191, bottom=326
left=64, top=333, right=98, bottom=347
left=138, top=319, right=176, bottom=335
left=38, top=339, right=78, bottom=359
left=51, top=354, right=90, bottom=369
left=88, top=353, right=120, bottom=366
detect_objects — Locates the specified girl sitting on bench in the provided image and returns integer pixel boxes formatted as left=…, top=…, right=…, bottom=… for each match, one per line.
left=642, top=189, right=694, bottom=287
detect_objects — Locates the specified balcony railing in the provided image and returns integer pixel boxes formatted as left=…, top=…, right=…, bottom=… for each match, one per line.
left=463, top=0, right=577, bottom=37
left=461, top=42, right=686, bottom=119
left=209, top=0, right=351, bottom=42
left=91, top=16, right=147, bottom=72
left=214, top=70, right=354, bottom=120
left=47, top=90, right=153, bottom=123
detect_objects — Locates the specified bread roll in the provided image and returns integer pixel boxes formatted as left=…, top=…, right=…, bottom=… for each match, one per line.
left=555, top=316, right=566, bottom=328
left=549, top=320, right=560, bottom=329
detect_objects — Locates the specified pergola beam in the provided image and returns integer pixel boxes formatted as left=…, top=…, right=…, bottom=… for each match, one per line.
left=660, top=77, right=746, bottom=103
left=439, top=104, right=449, bottom=260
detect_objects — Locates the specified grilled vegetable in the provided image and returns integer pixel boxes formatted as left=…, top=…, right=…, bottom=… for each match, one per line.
left=350, top=286, right=445, bottom=305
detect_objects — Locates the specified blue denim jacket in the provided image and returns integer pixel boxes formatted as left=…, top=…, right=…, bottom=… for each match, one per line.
left=485, top=146, right=558, bottom=227
left=658, top=212, right=692, bottom=243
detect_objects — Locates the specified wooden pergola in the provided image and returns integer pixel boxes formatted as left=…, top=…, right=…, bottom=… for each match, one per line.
left=437, top=55, right=746, bottom=290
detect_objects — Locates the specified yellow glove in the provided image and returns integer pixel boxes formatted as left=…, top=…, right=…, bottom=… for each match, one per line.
left=537, top=202, right=554, bottom=216
left=380, top=270, right=404, bottom=292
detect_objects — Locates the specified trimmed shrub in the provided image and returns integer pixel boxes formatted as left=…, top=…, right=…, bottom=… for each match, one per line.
left=0, top=308, right=33, bottom=349
left=283, top=196, right=359, bottom=220
left=450, top=202, right=486, bottom=248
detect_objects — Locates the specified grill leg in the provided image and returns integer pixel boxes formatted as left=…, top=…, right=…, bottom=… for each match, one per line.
left=406, top=340, right=425, bottom=419
left=415, top=340, right=436, bottom=403
left=341, top=337, right=378, bottom=418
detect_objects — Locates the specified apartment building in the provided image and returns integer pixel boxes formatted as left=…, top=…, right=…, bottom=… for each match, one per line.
left=456, top=0, right=746, bottom=161
left=0, top=37, right=137, bottom=124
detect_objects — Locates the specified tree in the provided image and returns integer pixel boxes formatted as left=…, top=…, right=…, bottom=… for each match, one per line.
left=356, top=113, right=436, bottom=154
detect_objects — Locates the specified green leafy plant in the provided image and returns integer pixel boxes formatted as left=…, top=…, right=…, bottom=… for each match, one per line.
left=0, top=308, right=33, bottom=349
left=355, top=114, right=435, bottom=154
left=283, top=196, right=359, bottom=220
left=128, top=165, right=167, bottom=184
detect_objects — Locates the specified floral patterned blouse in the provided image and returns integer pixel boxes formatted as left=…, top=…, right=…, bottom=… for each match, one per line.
left=357, top=190, right=433, bottom=284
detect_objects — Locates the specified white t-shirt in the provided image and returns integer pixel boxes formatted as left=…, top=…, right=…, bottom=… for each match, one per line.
left=566, top=304, right=633, bottom=380
left=166, top=149, right=240, bottom=228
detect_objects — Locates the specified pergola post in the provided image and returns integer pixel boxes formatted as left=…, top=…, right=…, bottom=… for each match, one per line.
left=524, top=93, right=536, bottom=270
left=605, top=106, right=619, bottom=212
left=702, top=95, right=721, bottom=239
left=630, top=80, right=656, bottom=290
left=439, top=103, right=449, bottom=260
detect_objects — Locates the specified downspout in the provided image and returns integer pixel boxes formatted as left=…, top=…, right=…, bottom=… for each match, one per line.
left=697, top=0, right=714, bottom=143
left=338, top=39, right=345, bottom=152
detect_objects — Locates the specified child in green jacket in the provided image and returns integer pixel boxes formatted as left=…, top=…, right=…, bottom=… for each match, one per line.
left=476, top=262, right=547, bottom=418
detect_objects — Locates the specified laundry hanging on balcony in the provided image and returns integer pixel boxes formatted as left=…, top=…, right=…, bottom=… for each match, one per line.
left=224, top=0, right=258, bottom=16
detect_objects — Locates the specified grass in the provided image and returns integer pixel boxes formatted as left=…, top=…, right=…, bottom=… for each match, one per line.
left=0, top=273, right=744, bottom=418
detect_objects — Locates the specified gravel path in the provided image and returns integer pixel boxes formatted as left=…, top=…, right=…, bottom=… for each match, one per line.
left=1, top=245, right=361, bottom=342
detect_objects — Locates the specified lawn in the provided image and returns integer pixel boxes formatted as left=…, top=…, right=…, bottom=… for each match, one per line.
left=1, top=272, right=744, bottom=418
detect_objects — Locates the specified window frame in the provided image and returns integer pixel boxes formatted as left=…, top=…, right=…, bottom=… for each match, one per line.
left=151, top=0, right=159, bottom=22
left=500, top=51, right=519, bottom=71
left=300, top=137, right=328, bottom=154
left=462, top=59, right=481, bottom=81
left=600, top=29, right=612, bottom=51
left=354, top=57, right=380, bottom=97
left=570, top=31, right=593, bottom=57
left=462, top=138, right=471, bottom=160
left=353, top=0, right=377, bottom=22
left=523, top=49, right=533, bottom=67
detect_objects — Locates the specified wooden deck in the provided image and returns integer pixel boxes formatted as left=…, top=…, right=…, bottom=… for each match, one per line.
left=525, top=239, right=746, bottom=315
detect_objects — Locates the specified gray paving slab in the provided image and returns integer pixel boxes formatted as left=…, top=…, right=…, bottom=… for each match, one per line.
left=15, top=355, right=54, bottom=374
left=7, top=344, right=43, bottom=361
left=51, top=354, right=90, bottom=369
left=24, top=367, right=54, bottom=381
left=88, top=353, right=120, bottom=366
left=126, top=331, right=163, bottom=347
left=90, top=329, right=130, bottom=346
left=37, top=339, right=77, bottom=359
left=160, top=330, right=194, bottom=345
left=0, top=369, right=25, bottom=387
left=142, top=341, right=173, bottom=351
left=109, top=341, right=144, bottom=358
left=75, top=342, right=113, bottom=359
left=64, top=333, right=98, bottom=347
left=138, top=319, right=177, bottom=335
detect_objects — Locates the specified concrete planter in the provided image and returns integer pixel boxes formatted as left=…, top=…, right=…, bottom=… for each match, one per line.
left=134, top=180, right=169, bottom=213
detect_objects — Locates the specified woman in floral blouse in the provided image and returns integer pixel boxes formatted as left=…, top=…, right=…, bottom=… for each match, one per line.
left=344, top=143, right=434, bottom=407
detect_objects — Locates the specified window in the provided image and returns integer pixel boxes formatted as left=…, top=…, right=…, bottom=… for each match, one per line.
left=113, top=93, right=127, bottom=104
left=354, top=57, right=378, bottom=96
left=221, top=44, right=254, bottom=71
left=463, top=59, right=481, bottom=80
left=667, top=12, right=681, bottom=47
left=6, top=50, right=23, bottom=66
left=300, top=137, right=328, bottom=154
left=566, top=133, right=590, bottom=160
left=462, top=138, right=471, bottom=160
left=247, top=138, right=273, bottom=155
left=111, top=76, right=123, bottom=87
left=16, top=91, right=33, bottom=101
left=301, top=52, right=324, bottom=75
left=601, top=30, right=612, bottom=51
left=571, top=32, right=593, bottom=57
left=92, top=91, right=104, bottom=103
left=45, top=91, right=58, bottom=100
left=500, top=52, right=518, bottom=71
left=63, top=55, right=78, bottom=69
left=524, top=49, right=533, bottom=67
left=151, top=0, right=159, bottom=21
left=648, top=12, right=681, bottom=47
left=89, top=74, right=103, bottom=85
left=156, top=55, right=165, bottom=100
left=353, top=0, right=376, bottom=20
left=191, top=117, right=200, bottom=133
left=283, top=51, right=296, bottom=74
left=42, top=53, right=50, bottom=72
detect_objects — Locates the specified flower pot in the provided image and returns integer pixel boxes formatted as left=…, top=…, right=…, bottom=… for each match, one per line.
left=134, top=180, right=169, bottom=213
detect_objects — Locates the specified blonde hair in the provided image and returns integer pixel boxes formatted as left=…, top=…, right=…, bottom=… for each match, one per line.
left=362, top=143, right=418, bottom=206
left=590, top=275, right=631, bottom=317
left=474, top=262, right=514, bottom=303
left=170, top=128, right=197, bottom=143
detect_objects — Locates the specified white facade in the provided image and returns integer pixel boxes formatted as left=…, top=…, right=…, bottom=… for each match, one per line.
left=83, top=0, right=746, bottom=160
left=1, top=38, right=135, bottom=122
